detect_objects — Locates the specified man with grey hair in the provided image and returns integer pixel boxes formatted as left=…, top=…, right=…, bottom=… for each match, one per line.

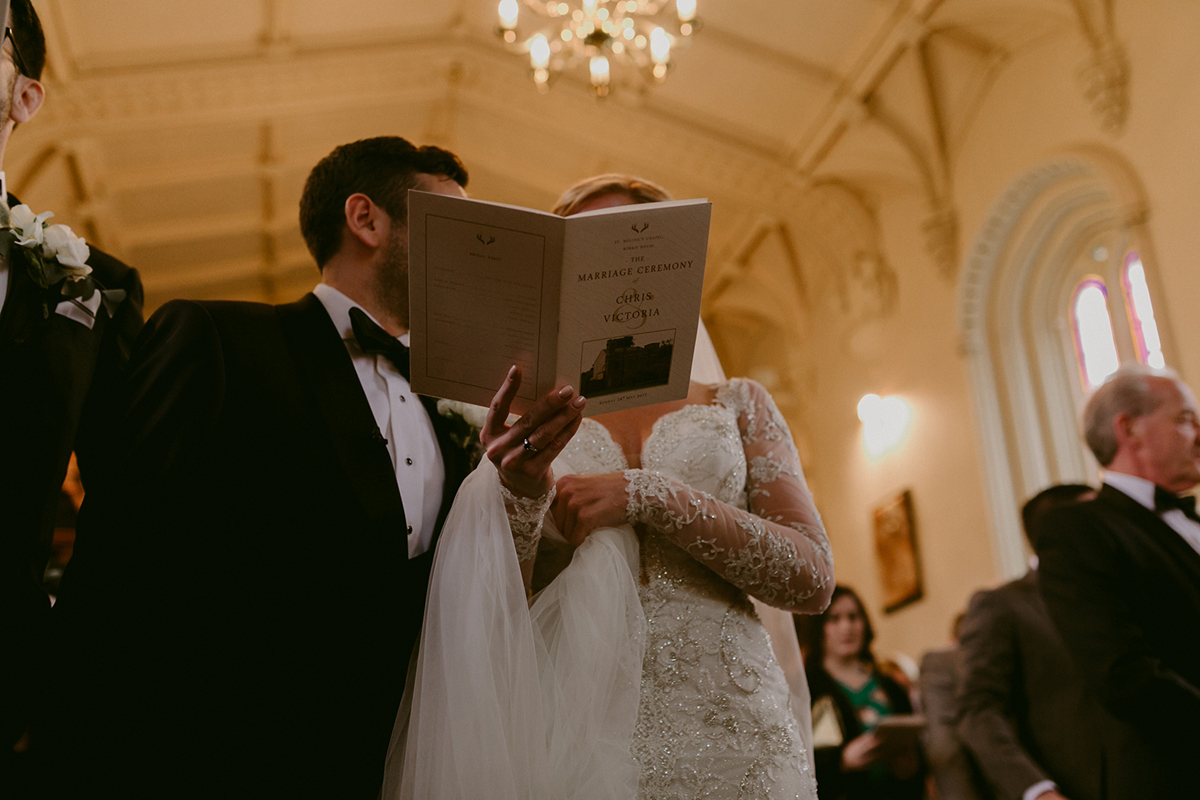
left=1038, top=363, right=1200, bottom=798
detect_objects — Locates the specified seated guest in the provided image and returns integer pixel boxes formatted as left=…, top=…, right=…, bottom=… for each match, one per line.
left=803, top=585, right=924, bottom=800
left=958, top=484, right=1109, bottom=800
left=1038, top=365, right=1200, bottom=798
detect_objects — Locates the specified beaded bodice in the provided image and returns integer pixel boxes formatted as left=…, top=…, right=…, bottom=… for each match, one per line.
left=555, top=379, right=828, bottom=799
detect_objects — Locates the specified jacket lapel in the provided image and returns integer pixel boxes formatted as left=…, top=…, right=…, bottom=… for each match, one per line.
left=1098, top=483, right=1200, bottom=583
left=276, top=293, right=410, bottom=545
left=420, top=394, right=472, bottom=545
left=0, top=242, right=48, bottom=356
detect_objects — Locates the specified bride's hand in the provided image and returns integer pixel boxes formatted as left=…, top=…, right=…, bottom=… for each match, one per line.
left=552, top=472, right=630, bottom=546
left=482, top=365, right=586, bottom=498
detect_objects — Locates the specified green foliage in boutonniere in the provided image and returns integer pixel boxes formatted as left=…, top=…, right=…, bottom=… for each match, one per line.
left=436, top=399, right=488, bottom=467
left=1, top=202, right=125, bottom=317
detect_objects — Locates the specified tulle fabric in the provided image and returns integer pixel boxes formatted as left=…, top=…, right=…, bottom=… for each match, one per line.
left=383, top=459, right=646, bottom=799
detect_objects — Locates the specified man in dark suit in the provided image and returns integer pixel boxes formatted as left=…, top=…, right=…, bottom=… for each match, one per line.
left=919, top=626, right=991, bottom=800
left=45, top=137, right=584, bottom=798
left=1038, top=364, right=1200, bottom=798
left=956, top=484, right=1142, bottom=800
left=0, top=0, right=142, bottom=784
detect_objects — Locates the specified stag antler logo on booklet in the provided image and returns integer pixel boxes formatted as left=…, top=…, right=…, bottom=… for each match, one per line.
left=407, top=191, right=711, bottom=415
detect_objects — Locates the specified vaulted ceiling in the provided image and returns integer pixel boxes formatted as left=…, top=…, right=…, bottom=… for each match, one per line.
left=9, top=0, right=1113, bottom=325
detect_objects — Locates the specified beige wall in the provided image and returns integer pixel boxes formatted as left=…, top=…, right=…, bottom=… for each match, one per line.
left=795, top=0, right=1200, bottom=663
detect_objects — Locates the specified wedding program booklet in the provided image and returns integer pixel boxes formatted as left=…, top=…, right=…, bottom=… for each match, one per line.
left=408, top=191, right=712, bottom=415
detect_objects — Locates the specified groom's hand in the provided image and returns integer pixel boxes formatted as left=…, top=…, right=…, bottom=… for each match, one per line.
left=482, top=365, right=586, bottom=497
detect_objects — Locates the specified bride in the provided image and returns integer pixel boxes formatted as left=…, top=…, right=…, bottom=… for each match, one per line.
left=385, top=175, right=835, bottom=800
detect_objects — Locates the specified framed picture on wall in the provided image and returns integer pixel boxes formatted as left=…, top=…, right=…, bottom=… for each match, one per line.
left=872, top=489, right=923, bottom=613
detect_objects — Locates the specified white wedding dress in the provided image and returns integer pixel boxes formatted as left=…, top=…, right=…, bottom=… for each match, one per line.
left=384, top=376, right=832, bottom=800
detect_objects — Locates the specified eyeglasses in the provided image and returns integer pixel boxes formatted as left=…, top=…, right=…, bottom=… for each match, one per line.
left=4, top=27, right=27, bottom=77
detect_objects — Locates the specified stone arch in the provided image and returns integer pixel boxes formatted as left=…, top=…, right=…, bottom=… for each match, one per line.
left=956, top=146, right=1173, bottom=578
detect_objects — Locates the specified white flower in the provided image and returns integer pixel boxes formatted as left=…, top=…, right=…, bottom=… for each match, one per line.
left=41, top=223, right=91, bottom=278
left=437, top=399, right=491, bottom=429
left=9, top=203, right=53, bottom=247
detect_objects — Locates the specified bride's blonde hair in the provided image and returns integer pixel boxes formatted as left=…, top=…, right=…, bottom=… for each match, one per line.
left=552, top=173, right=672, bottom=216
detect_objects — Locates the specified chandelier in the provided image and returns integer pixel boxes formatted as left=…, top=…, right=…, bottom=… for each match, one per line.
left=496, top=0, right=700, bottom=97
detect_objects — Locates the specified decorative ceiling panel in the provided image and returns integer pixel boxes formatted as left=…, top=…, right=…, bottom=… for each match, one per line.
left=697, top=0, right=891, bottom=70
left=54, top=0, right=265, bottom=68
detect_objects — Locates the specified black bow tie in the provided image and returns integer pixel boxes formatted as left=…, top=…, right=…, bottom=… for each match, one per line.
left=1153, top=486, right=1200, bottom=523
left=349, top=307, right=409, bottom=381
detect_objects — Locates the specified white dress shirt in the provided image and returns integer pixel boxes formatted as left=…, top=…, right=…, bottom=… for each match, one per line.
left=1103, top=470, right=1200, bottom=556
left=313, top=283, right=444, bottom=558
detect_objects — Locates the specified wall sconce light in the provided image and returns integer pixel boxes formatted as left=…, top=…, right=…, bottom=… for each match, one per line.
left=857, top=393, right=912, bottom=458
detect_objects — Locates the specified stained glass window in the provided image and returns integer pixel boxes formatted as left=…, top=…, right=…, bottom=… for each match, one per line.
left=1070, top=278, right=1120, bottom=390
left=1121, top=251, right=1166, bottom=369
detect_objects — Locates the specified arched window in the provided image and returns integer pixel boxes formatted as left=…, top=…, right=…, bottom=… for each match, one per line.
left=958, top=152, right=1176, bottom=579
left=1070, top=277, right=1120, bottom=391
left=1121, top=250, right=1166, bottom=369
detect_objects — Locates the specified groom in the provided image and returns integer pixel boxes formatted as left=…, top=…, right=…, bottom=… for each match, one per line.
left=45, top=137, right=582, bottom=798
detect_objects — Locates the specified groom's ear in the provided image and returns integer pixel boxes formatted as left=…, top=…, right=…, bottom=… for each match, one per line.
left=344, top=192, right=386, bottom=250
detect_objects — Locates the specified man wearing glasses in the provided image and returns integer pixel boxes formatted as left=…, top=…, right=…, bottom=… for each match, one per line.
left=0, top=0, right=143, bottom=790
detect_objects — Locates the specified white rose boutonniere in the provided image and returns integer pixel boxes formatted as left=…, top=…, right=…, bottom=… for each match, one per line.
left=2, top=202, right=124, bottom=324
left=5, top=203, right=93, bottom=287
left=42, top=222, right=92, bottom=276
left=436, top=399, right=491, bottom=430
left=435, top=399, right=490, bottom=465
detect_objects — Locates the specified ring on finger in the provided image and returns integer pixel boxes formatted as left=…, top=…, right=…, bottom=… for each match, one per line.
left=523, top=437, right=540, bottom=455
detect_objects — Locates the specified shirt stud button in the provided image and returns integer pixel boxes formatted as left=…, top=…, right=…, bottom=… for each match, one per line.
left=407, top=525, right=413, bottom=536
left=406, top=457, right=413, bottom=465
left=399, top=396, right=406, bottom=403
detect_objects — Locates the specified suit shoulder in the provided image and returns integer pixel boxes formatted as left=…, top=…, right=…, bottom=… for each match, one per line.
left=1037, top=499, right=1114, bottom=550
left=964, top=580, right=1020, bottom=616
left=85, top=245, right=135, bottom=286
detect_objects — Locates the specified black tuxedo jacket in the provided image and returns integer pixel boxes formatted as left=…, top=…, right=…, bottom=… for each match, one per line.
left=45, top=294, right=472, bottom=799
left=957, top=571, right=1146, bottom=800
left=0, top=194, right=142, bottom=750
left=1038, top=484, right=1200, bottom=797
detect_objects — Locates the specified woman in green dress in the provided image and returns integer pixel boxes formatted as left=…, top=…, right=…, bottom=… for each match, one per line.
left=804, top=586, right=925, bottom=800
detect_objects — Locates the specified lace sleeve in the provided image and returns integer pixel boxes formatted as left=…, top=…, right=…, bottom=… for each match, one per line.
left=625, top=379, right=834, bottom=613
left=500, top=484, right=556, bottom=563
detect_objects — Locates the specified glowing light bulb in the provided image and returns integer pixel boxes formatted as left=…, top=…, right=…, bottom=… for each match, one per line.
left=498, top=0, right=519, bottom=29
left=590, top=54, right=610, bottom=85
left=857, top=394, right=912, bottom=458
left=529, top=34, right=551, bottom=68
left=650, top=26, right=671, bottom=63
left=677, top=0, right=697, bottom=22
left=857, top=394, right=882, bottom=422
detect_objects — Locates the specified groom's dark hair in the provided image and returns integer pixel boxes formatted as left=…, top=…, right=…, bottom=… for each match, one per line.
left=299, top=136, right=468, bottom=269
left=9, top=0, right=46, bottom=80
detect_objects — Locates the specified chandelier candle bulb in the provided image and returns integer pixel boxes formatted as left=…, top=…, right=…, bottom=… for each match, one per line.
left=590, top=54, right=611, bottom=84
left=650, top=26, right=671, bottom=63
left=529, top=34, right=552, bottom=68
left=498, top=0, right=519, bottom=29
left=677, top=0, right=697, bottom=22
